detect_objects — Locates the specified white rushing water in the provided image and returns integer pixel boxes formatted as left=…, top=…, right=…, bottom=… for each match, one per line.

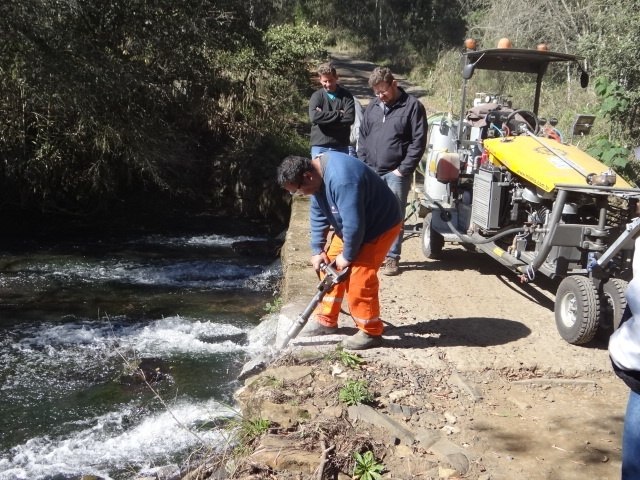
left=0, top=232, right=279, bottom=479
left=0, top=315, right=269, bottom=479
left=12, top=257, right=275, bottom=290
left=0, top=398, right=237, bottom=480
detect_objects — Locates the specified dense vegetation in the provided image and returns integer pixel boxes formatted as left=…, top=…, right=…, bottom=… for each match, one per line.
left=0, top=1, right=328, bottom=228
left=1, top=0, right=638, bottom=230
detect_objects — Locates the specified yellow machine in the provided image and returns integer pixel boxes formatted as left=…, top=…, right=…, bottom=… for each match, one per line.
left=420, top=47, right=640, bottom=345
left=484, top=136, right=634, bottom=192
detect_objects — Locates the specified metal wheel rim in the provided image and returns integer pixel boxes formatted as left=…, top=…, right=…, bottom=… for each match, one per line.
left=559, top=292, right=577, bottom=328
left=422, top=214, right=433, bottom=253
left=422, top=229, right=431, bottom=251
left=603, top=292, right=615, bottom=320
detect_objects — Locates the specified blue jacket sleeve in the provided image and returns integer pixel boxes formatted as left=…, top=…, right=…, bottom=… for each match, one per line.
left=333, top=183, right=365, bottom=261
left=309, top=196, right=330, bottom=255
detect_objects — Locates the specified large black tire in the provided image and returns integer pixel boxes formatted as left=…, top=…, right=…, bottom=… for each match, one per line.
left=421, top=212, right=444, bottom=259
left=554, top=276, right=600, bottom=345
left=600, top=278, right=628, bottom=331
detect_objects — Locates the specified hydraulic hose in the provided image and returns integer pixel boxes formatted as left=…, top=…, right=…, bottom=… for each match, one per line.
left=433, top=201, right=526, bottom=244
left=517, top=188, right=567, bottom=280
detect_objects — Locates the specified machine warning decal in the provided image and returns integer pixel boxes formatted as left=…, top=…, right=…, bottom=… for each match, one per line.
left=535, top=146, right=569, bottom=156
left=533, top=147, right=572, bottom=169
left=548, top=157, right=572, bottom=169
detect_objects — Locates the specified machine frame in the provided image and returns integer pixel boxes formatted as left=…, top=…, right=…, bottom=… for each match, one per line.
left=420, top=47, right=640, bottom=344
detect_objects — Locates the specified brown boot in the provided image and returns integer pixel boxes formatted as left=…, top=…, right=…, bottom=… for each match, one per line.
left=299, top=321, right=337, bottom=337
left=341, top=330, right=383, bottom=350
left=382, top=257, right=399, bottom=276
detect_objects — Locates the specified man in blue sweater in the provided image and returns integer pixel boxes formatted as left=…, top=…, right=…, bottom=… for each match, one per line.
left=276, top=153, right=402, bottom=350
left=359, top=67, right=427, bottom=276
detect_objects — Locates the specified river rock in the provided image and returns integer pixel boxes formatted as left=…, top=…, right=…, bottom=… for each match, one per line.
left=250, top=434, right=320, bottom=474
left=119, top=357, right=171, bottom=385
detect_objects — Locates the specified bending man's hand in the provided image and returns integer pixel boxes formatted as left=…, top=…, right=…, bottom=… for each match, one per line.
left=311, top=253, right=330, bottom=272
left=335, top=253, right=351, bottom=271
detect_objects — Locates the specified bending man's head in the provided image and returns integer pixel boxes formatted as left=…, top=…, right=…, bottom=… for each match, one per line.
left=277, top=155, right=315, bottom=196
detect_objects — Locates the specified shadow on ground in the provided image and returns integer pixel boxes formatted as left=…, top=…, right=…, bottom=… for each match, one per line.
left=293, top=317, right=531, bottom=350
left=383, top=317, right=531, bottom=348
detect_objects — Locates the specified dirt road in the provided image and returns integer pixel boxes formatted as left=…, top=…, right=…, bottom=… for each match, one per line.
left=374, top=225, right=626, bottom=479
left=272, top=53, right=628, bottom=479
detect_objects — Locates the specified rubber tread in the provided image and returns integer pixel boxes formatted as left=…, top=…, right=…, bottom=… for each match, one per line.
left=555, top=275, right=600, bottom=345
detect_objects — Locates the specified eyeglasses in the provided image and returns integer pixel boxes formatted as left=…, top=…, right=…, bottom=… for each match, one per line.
left=289, top=178, right=304, bottom=196
left=373, top=84, right=392, bottom=96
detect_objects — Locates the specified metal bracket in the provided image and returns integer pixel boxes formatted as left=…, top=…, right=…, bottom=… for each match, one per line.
left=595, top=217, right=640, bottom=270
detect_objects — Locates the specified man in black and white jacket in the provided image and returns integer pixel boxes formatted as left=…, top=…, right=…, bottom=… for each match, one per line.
left=609, top=237, right=640, bottom=479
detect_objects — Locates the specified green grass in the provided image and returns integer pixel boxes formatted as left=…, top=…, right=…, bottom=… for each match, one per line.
left=334, top=346, right=365, bottom=369
left=231, top=416, right=271, bottom=444
left=339, top=380, right=373, bottom=406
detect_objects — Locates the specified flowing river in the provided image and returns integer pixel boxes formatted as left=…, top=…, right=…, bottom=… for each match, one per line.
left=0, top=225, right=281, bottom=479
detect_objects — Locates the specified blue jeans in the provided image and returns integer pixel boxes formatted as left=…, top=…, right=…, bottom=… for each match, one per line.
left=623, top=390, right=640, bottom=479
left=381, top=171, right=411, bottom=259
left=311, top=145, right=349, bottom=158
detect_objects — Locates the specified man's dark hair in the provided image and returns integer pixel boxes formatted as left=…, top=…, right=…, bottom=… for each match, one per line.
left=277, top=155, right=312, bottom=187
left=368, top=66, right=394, bottom=88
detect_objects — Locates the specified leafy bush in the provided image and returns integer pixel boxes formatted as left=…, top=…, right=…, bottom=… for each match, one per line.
left=0, top=4, right=325, bottom=221
left=264, top=297, right=283, bottom=314
left=587, top=137, right=631, bottom=170
left=578, top=0, right=640, bottom=144
left=264, top=22, right=328, bottom=88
